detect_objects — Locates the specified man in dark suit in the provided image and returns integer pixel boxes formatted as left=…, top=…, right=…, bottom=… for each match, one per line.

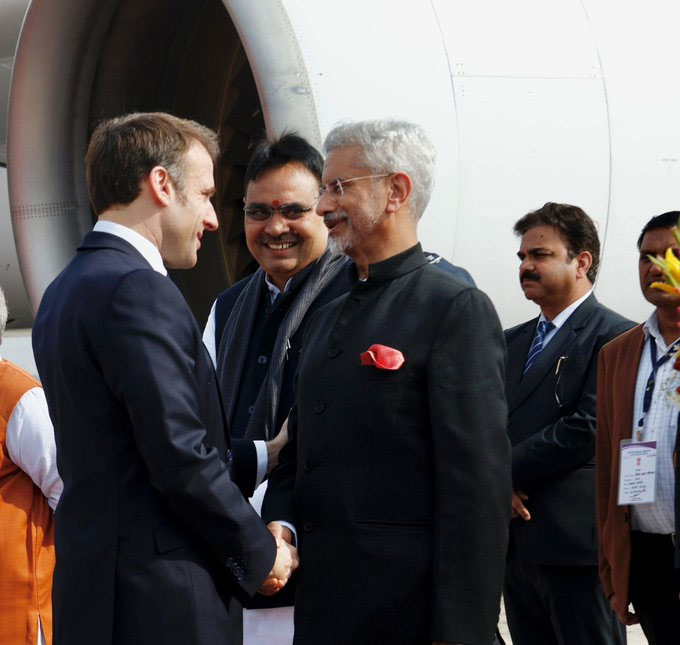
left=32, top=112, right=297, bottom=644
left=597, top=211, right=680, bottom=644
left=262, top=119, right=512, bottom=645
left=504, top=202, right=634, bottom=644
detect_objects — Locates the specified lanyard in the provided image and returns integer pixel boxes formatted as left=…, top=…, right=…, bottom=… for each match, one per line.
left=636, top=336, right=680, bottom=440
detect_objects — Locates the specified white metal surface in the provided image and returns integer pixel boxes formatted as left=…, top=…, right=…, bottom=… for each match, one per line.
left=5, top=0, right=680, bottom=327
left=0, top=0, right=32, bottom=325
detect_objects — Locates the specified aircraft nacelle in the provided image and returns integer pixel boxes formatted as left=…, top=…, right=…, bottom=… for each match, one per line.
left=5, top=0, right=680, bottom=330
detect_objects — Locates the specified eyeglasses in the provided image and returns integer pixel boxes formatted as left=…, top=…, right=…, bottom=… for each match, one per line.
left=243, top=204, right=315, bottom=222
left=319, top=174, right=392, bottom=198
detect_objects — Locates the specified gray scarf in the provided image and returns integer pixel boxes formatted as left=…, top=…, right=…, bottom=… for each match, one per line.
left=216, top=249, right=347, bottom=441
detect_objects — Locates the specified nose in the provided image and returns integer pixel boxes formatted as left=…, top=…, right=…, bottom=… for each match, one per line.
left=519, top=255, right=533, bottom=274
left=648, top=260, right=663, bottom=277
left=263, top=211, right=290, bottom=236
left=316, top=190, right=336, bottom=217
left=204, top=202, right=218, bottom=232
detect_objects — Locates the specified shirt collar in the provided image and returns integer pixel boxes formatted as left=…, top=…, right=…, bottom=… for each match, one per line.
left=349, top=243, right=427, bottom=283
left=93, top=220, right=167, bottom=276
left=539, top=289, right=592, bottom=330
left=263, top=259, right=318, bottom=304
left=642, top=310, right=673, bottom=352
left=264, top=274, right=292, bottom=303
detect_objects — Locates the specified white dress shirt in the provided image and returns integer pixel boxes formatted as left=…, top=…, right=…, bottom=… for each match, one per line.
left=630, top=312, right=677, bottom=534
left=2, top=359, right=62, bottom=511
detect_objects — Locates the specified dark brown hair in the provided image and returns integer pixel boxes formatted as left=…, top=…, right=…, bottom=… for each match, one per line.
left=86, top=112, right=219, bottom=214
left=513, top=202, right=600, bottom=282
left=636, top=211, right=680, bottom=249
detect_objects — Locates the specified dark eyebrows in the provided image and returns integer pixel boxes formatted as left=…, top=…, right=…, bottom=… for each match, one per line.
left=517, top=246, right=552, bottom=259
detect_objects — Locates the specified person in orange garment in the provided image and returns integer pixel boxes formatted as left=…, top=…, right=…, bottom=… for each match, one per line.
left=0, top=285, right=62, bottom=644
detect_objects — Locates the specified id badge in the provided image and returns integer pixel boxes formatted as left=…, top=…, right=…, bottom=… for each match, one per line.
left=617, top=439, right=657, bottom=505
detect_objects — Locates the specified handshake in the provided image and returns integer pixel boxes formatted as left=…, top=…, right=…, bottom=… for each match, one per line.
left=258, top=521, right=300, bottom=595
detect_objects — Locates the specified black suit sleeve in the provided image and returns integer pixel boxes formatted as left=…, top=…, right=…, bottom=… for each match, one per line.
left=230, top=439, right=258, bottom=499
left=428, top=288, right=512, bottom=642
left=101, top=270, right=275, bottom=595
left=261, top=402, right=299, bottom=528
left=512, top=319, right=635, bottom=490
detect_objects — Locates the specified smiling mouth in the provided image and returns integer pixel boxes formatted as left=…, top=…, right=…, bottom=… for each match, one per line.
left=264, top=241, right=296, bottom=251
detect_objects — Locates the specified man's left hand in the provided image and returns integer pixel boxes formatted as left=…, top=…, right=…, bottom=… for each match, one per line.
left=266, top=419, right=289, bottom=474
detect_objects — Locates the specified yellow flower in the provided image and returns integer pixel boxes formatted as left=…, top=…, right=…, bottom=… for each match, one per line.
left=650, top=281, right=679, bottom=295
left=649, top=220, right=680, bottom=294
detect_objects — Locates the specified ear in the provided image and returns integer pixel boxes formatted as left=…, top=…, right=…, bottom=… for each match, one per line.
left=385, top=172, right=412, bottom=214
left=575, top=250, right=593, bottom=280
left=147, top=165, right=173, bottom=207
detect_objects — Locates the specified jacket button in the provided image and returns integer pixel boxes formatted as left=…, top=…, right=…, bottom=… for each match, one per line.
left=314, top=401, right=325, bottom=414
left=328, top=348, right=339, bottom=358
left=257, top=355, right=268, bottom=365
left=303, top=521, right=314, bottom=532
left=248, top=404, right=255, bottom=414
left=304, top=460, right=316, bottom=472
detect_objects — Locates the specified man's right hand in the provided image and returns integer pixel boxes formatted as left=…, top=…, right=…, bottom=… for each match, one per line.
left=511, top=490, right=531, bottom=521
left=258, top=521, right=299, bottom=595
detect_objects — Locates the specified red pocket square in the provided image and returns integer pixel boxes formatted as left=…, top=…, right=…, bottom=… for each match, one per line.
left=360, top=344, right=405, bottom=370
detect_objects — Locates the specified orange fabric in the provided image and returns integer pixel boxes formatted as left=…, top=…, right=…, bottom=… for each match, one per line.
left=0, top=360, right=55, bottom=645
left=596, top=325, right=645, bottom=623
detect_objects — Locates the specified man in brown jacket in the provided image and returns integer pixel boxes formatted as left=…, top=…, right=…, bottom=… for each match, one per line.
left=597, top=211, right=680, bottom=645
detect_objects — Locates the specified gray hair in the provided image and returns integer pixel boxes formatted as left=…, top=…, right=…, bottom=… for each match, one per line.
left=0, top=286, right=7, bottom=342
left=323, top=119, right=436, bottom=221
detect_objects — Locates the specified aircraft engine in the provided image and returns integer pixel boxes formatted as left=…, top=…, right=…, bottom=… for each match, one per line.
left=7, top=0, right=680, bottom=327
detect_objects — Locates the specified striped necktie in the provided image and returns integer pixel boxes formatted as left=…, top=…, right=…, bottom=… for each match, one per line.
left=523, top=320, right=555, bottom=374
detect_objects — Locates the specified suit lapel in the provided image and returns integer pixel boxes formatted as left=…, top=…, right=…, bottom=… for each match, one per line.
left=508, top=294, right=597, bottom=413
left=505, top=321, right=535, bottom=402
left=509, top=323, right=576, bottom=412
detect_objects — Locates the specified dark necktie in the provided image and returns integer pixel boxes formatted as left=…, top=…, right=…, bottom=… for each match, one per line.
left=523, top=320, right=555, bottom=374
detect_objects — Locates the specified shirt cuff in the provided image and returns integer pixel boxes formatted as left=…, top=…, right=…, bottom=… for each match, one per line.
left=275, top=521, right=298, bottom=546
left=254, top=440, right=268, bottom=488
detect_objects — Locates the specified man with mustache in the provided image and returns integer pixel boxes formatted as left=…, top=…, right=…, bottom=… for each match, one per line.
left=262, top=119, right=512, bottom=645
left=504, top=203, right=634, bottom=644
